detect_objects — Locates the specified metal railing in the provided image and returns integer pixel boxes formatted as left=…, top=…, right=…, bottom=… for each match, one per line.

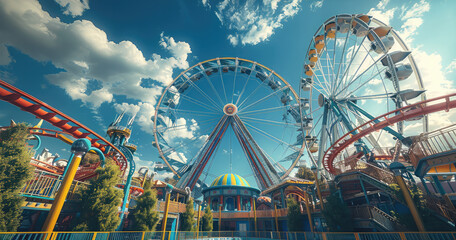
left=20, top=170, right=89, bottom=200
left=409, top=124, right=456, bottom=167
left=350, top=205, right=403, bottom=231
left=2, top=231, right=456, bottom=240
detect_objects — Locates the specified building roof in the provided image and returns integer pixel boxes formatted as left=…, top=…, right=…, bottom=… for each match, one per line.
left=210, top=173, right=250, bottom=187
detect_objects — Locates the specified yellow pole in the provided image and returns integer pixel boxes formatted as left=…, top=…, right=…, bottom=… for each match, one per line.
left=274, top=204, right=279, bottom=232
left=161, top=193, right=171, bottom=240
left=303, top=194, right=313, bottom=233
left=394, top=175, right=426, bottom=232
left=219, top=205, right=222, bottom=237
left=196, top=205, right=201, bottom=239
left=313, top=171, right=324, bottom=211
left=42, top=153, right=83, bottom=234
left=253, top=199, right=257, bottom=236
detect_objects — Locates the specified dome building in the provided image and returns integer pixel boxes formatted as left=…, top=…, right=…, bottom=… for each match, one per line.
left=202, top=174, right=261, bottom=212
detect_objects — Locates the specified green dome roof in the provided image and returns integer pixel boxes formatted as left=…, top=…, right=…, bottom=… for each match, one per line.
left=210, top=174, right=250, bottom=187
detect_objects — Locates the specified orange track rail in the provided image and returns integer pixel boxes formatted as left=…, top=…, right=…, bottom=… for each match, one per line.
left=323, top=93, right=456, bottom=174
left=0, top=80, right=127, bottom=173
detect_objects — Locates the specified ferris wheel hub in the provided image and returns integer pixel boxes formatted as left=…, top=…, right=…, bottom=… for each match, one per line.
left=318, top=94, right=326, bottom=107
left=223, top=103, right=238, bottom=116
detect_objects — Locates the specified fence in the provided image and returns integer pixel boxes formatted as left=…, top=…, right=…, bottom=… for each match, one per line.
left=409, top=124, right=456, bottom=167
left=2, top=231, right=456, bottom=240
left=20, top=170, right=89, bottom=200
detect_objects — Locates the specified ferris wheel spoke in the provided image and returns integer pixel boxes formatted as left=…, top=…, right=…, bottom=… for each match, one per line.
left=235, top=64, right=256, bottom=106
left=310, top=73, right=331, bottom=97
left=333, top=30, right=352, bottom=95
left=159, top=116, right=220, bottom=133
left=183, top=75, right=223, bottom=110
left=176, top=92, right=221, bottom=113
left=336, top=54, right=385, bottom=97
left=242, top=121, right=300, bottom=152
left=336, top=34, right=369, bottom=93
left=343, top=66, right=387, bottom=98
left=200, top=66, right=225, bottom=107
left=239, top=86, right=288, bottom=112
left=237, top=74, right=273, bottom=109
left=238, top=105, right=289, bottom=115
left=232, top=60, right=239, bottom=103
left=314, top=57, right=333, bottom=93
left=239, top=116, right=299, bottom=128
left=217, top=62, right=229, bottom=103
left=171, top=108, right=222, bottom=116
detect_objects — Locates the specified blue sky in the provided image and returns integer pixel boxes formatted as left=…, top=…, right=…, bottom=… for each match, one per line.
left=1, top=0, right=455, bottom=187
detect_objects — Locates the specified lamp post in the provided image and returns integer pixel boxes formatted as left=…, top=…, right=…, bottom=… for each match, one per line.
left=42, top=139, right=104, bottom=234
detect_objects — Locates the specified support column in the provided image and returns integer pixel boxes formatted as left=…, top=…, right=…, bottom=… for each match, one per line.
left=237, top=195, right=241, bottom=211
left=161, top=193, right=171, bottom=240
left=42, top=139, right=92, bottom=234
left=304, top=194, right=313, bottom=233
left=220, top=195, right=224, bottom=211
left=208, top=197, right=211, bottom=210
left=419, top=177, right=431, bottom=195
left=280, top=189, right=286, bottom=208
left=313, top=168, right=324, bottom=211
left=274, top=204, right=279, bottom=232
left=389, top=163, right=425, bottom=232
left=432, top=176, right=456, bottom=210
left=196, top=205, right=201, bottom=239
left=253, top=198, right=257, bottom=236
left=359, top=179, right=370, bottom=205
left=219, top=205, right=222, bottom=232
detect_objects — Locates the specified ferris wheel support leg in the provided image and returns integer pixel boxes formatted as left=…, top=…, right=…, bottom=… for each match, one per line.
left=347, top=101, right=404, bottom=140
left=330, top=102, right=369, bottom=154
left=316, top=105, right=329, bottom=179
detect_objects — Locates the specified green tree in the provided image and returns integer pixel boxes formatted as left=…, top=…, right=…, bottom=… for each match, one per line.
left=130, top=179, right=159, bottom=231
left=73, top=160, right=122, bottom=231
left=180, top=198, right=196, bottom=231
left=0, top=124, right=33, bottom=231
left=287, top=198, right=302, bottom=231
left=295, top=166, right=315, bottom=181
left=201, top=206, right=213, bottom=231
left=322, top=191, right=353, bottom=232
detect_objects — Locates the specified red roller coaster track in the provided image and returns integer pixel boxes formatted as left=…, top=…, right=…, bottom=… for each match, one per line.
left=0, top=79, right=127, bottom=173
left=323, top=93, right=456, bottom=175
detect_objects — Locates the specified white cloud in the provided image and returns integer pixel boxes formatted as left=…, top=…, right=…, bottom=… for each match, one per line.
left=446, top=60, right=456, bottom=74
left=55, top=0, right=89, bottom=17
left=0, top=44, right=11, bottom=65
left=227, top=34, right=238, bottom=46
left=0, top=0, right=191, bottom=116
left=204, top=0, right=302, bottom=46
left=309, top=0, right=324, bottom=12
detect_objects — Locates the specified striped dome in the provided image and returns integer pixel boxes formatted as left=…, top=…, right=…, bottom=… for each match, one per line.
left=210, top=174, right=250, bottom=187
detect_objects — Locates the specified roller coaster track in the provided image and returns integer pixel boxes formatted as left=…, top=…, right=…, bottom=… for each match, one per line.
left=324, top=93, right=456, bottom=175
left=0, top=79, right=127, bottom=173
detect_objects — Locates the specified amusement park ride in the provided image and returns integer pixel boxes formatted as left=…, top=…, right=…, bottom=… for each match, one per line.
left=1, top=13, right=456, bottom=232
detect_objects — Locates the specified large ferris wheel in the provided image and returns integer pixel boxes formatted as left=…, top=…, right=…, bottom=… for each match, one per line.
left=299, top=14, right=427, bottom=176
left=153, top=58, right=305, bottom=195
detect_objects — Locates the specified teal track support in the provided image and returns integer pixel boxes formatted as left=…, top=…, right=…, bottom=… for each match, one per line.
left=431, top=175, right=446, bottom=196
left=330, top=102, right=369, bottom=153
left=420, top=177, right=431, bottom=195
left=117, top=145, right=135, bottom=231
left=347, top=101, right=404, bottom=140
left=281, top=188, right=286, bottom=208
left=359, top=179, right=370, bottom=205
